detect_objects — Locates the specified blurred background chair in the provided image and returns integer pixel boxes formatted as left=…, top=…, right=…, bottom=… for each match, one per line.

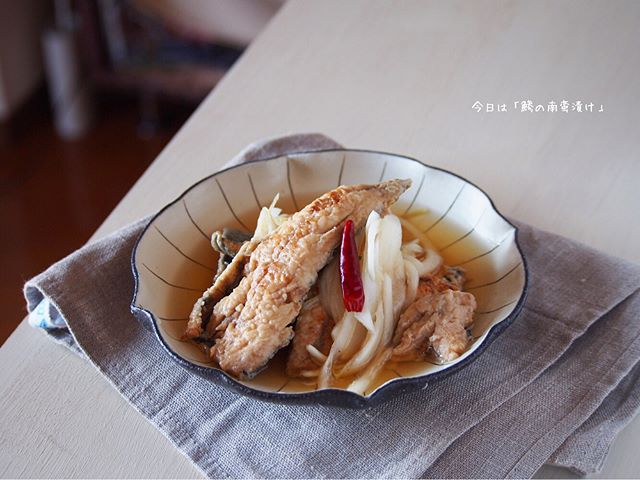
left=75, top=0, right=281, bottom=134
left=0, top=0, right=282, bottom=343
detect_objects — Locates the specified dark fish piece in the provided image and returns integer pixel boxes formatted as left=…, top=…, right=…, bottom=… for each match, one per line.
left=286, top=296, right=335, bottom=378
left=211, top=228, right=252, bottom=280
left=183, top=238, right=258, bottom=341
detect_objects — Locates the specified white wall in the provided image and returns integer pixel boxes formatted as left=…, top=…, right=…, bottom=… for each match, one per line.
left=0, top=0, right=49, bottom=121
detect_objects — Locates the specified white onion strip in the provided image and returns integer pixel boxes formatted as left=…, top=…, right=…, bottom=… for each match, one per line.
left=347, top=348, right=393, bottom=395
left=399, top=217, right=442, bottom=276
left=305, top=344, right=327, bottom=364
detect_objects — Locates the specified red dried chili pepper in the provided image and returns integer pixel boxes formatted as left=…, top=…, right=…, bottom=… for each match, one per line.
left=340, top=219, right=365, bottom=312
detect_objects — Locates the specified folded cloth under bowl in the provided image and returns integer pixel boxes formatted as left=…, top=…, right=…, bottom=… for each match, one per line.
left=24, top=134, right=640, bottom=478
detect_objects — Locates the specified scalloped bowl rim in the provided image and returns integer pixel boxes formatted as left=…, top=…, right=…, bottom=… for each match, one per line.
left=130, top=148, right=529, bottom=408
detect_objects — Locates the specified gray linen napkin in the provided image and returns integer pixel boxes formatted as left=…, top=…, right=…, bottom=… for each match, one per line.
left=24, top=134, right=640, bottom=479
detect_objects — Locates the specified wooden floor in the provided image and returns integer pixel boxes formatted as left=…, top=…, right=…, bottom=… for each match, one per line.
left=0, top=96, right=187, bottom=344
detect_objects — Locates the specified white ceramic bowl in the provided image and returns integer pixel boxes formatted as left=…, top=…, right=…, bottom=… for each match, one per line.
left=131, top=149, right=528, bottom=408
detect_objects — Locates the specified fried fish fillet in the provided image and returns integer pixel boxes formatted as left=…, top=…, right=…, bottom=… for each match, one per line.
left=184, top=239, right=258, bottom=341
left=392, top=266, right=467, bottom=347
left=392, top=287, right=476, bottom=363
left=428, top=289, right=476, bottom=362
left=211, top=179, right=411, bottom=379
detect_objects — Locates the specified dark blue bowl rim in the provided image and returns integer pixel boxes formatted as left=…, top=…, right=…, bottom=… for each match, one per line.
left=130, top=148, right=529, bottom=408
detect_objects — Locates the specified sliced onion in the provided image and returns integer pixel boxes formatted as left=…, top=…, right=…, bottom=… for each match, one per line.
left=337, top=312, right=366, bottom=361
left=392, top=250, right=407, bottom=317
left=378, top=215, right=402, bottom=272
left=305, top=344, right=327, bottom=364
left=381, top=274, right=395, bottom=347
left=403, top=258, right=419, bottom=307
left=399, top=217, right=435, bottom=248
left=318, top=312, right=358, bottom=388
left=353, top=266, right=378, bottom=332
left=253, top=193, right=290, bottom=241
left=337, top=302, right=384, bottom=377
left=347, top=348, right=393, bottom=395
left=399, top=218, right=442, bottom=276
left=318, top=256, right=344, bottom=323
left=366, top=213, right=381, bottom=278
